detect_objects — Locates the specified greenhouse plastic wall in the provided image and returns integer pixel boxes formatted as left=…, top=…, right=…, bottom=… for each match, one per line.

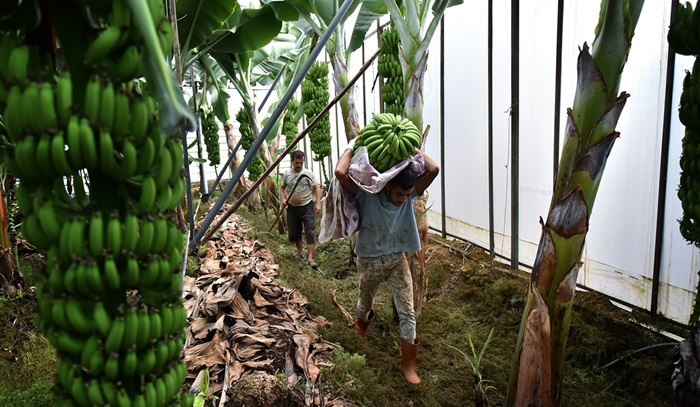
left=186, top=0, right=698, bottom=324
left=419, top=0, right=698, bottom=325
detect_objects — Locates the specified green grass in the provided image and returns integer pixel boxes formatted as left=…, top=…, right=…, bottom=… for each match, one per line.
left=0, top=179, right=680, bottom=407
left=233, top=202, right=678, bottom=407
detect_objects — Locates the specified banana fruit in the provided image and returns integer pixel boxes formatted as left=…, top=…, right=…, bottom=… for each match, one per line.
left=354, top=113, right=423, bottom=172
left=378, top=26, right=405, bottom=116
left=1, top=3, right=191, bottom=406
left=301, top=62, right=332, bottom=172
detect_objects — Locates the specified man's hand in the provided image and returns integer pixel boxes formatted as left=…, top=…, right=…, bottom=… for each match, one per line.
left=315, top=201, right=322, bottom=214
left=346, top=138, right=356, bottom=152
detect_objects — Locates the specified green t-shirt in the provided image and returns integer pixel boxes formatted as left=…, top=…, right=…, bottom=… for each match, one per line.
left=354, top=189, right=421, bottom=257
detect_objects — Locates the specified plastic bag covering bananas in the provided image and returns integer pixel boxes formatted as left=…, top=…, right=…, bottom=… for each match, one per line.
left=236, top=107, right=264, bottom=181
left=301, top=61, right=332, bottom=162
left=201, top=109, right=221, bottom=167
left=354, top=113, right=422, bottom=172
left=283, top=98, right=301, bottom=147
left=668, top=1, right=700, bottom=56
left=0, top=0, right=193, bottom=405
left=378, top=26, right=404, bottom=116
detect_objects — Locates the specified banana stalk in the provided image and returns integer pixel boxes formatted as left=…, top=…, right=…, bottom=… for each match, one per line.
left=125, top=0, right=195, bottom=134
left=378, top=0, right=450, bottom=314
left=384, top=0, right=449, bottom=130
left=330, top=52, right=362, bottom=141
left=505, top=2, right=644, bottom=406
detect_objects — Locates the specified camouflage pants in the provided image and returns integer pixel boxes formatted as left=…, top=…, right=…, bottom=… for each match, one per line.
left=356, top=252, right=416, bottom=341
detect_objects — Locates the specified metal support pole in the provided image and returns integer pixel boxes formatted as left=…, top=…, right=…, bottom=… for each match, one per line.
left=181, top=128, right=195, bottom=234
left=510, top=0, right=520, bottom=270
left=257, top=35, right=307, bottom=113
left=195, top=113, right=208, bottom=196
left=553, top=0, right=564, bottom=188
left=208, top=136, right=244, bottom=196
left=488, top=0, right=495, bottom=258
left=190, top=0, right=359, bottom=248
left=440, top=17, right=446, bottom=239
left=189, top=70, right=208, bottom=198
left=651, top=0, right=678, bottom=316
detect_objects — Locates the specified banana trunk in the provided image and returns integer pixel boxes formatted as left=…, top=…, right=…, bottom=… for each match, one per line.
left=0, top=184, right=17, bottom=297
left=505, top=2, right=643, bottom=406
left=331, top=53, right=362, bottom=142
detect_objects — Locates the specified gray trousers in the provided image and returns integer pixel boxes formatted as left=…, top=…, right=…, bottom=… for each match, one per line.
left=356, top=252, right=416, bottom=341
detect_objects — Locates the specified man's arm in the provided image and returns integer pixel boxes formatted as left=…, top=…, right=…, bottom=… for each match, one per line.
left=334, top=145, right=359, bottom=195
left=415, top=150, right=439, bottom=195
left=280, top=179, right=288, bottom=206
left=313, top=183, right=323, bottom=214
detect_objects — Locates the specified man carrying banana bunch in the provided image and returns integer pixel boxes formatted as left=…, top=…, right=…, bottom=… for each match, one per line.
left=334, top=138, right=439, bottom=385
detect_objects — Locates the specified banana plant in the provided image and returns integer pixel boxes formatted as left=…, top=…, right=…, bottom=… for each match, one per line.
left=174, top=0, right=239, bottom=122
left=504, top=1, right=644, bottom=406
left=261, top=0, right=369, bottom=142
left=348, top=0, right=462, bottom=130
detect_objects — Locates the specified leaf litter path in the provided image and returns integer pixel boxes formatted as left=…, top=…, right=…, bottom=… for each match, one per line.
left=182, top=205, right=351, bottom=406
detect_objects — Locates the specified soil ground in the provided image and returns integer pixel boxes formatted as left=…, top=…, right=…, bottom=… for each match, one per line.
left=0, top=188, right=686, bottom=406
left=230, top=203, right=682, bottom=407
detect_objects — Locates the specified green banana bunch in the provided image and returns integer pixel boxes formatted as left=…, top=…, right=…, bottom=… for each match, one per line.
left=236, top=107, right=265, bottom=181
left=283, top=98, right=301, bottom=146
left=201, top=109, right=221, bottom=167
left=354, top=113, right=422, bottom=172
left=668, top=1, right=700, bottom=56
left=301, top=61, right=332, bottom=165
left=675, top=39, right=700, bottom=324
left=378, top=26, right=405, bottom=116
left=2, top=1, right=192, bottom=405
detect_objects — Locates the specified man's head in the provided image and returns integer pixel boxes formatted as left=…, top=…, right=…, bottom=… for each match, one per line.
left=384, top=163, right=418, bottom=206
left=291, top=150, right=305, bottom=172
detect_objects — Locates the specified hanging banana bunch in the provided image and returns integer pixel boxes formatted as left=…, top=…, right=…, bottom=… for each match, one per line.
left=236, top=107, right=264, bottom=181
left=668, top=2, right=700, bottom=56
left=301, top=61, right=332, bottom=169
left=671, top=2, right=700, bottom=325
left=354, top=113, right=421, bottom=172
left=378, top=26, right=404, bottom=116
left=283, top=98, right=300, bottom=147
left=0, top=0, right=192, bottom=405
left=201, top=110, right=221, bottom=168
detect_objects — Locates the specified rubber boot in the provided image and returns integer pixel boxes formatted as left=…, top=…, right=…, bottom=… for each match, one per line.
left=354, top=309, right=375, bottom=338
left=400, top=339, right=422, bottom=385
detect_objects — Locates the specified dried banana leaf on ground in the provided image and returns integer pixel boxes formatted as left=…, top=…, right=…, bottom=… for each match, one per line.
left=183, top=206, right=345, bottom=405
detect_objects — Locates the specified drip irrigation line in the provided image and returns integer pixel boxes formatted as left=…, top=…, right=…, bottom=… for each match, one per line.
left=601, top=342, right=678, bottom=370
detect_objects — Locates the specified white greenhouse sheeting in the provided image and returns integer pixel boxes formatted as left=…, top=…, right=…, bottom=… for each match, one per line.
left=188, top=1, right=697, bottom=324
left=419, top=0, right=696, bottom=324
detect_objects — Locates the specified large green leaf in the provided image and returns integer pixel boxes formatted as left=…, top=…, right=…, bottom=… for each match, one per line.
left=268, top=0, right=301, bottom=21
left=347, top=0, right=387, bottom=54
left=209, top=6, right=283, bottom=54
left=200, top=56, right=232, bottom=122
left=210, top=52, right=237, bottom=84
left=176, top=0, right=238, bottom=53
left=313, top=0, right=363, bottom=27
left=432, top=0, right=464, bottom=14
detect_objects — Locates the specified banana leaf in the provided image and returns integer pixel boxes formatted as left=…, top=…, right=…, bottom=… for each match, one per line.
left=176, top=0, right=238, bottom=54
left=209, top=6, right=283, bottom=54
left=347, top=0, right=387, bottom=54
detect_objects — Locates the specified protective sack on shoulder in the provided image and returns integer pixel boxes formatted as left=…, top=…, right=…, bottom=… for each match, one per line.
left=348, top=146, right=425, bottom=194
